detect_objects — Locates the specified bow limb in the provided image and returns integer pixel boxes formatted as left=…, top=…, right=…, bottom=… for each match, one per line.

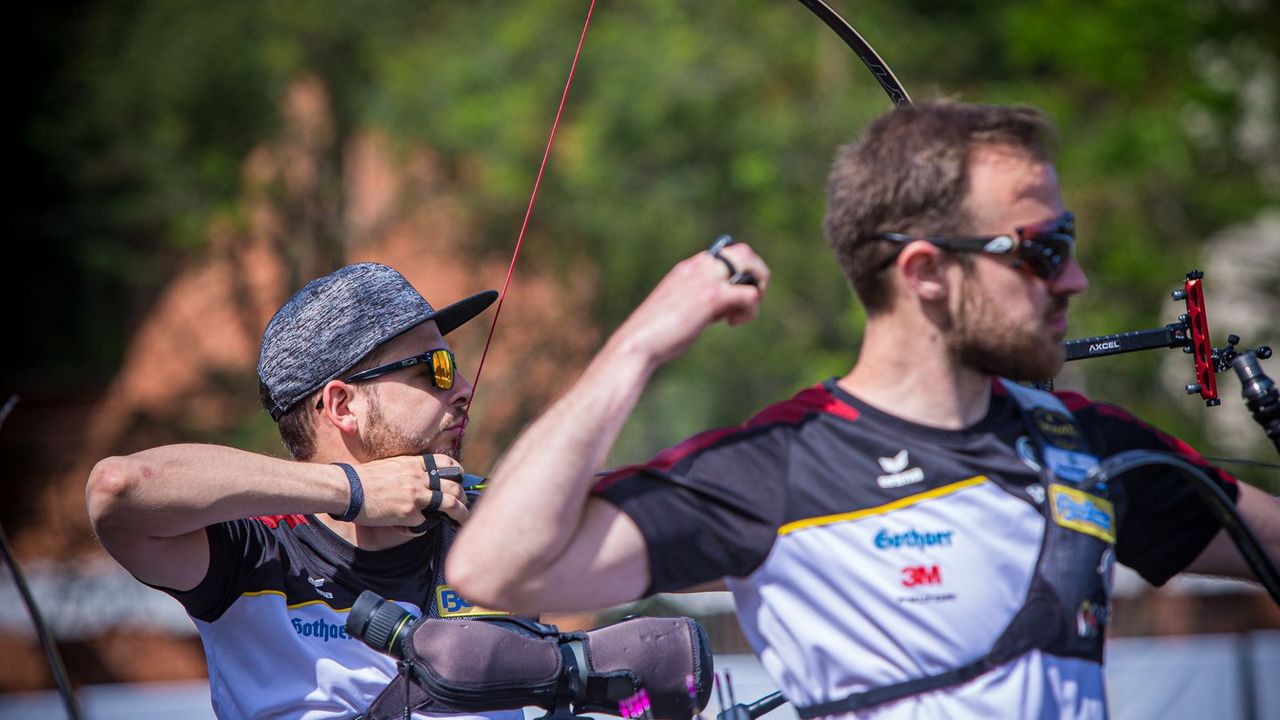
left=794, top=0, right=913, bottom=107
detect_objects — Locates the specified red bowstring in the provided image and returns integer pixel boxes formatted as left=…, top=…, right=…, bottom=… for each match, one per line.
left=456, top=0, right=597, bottom=454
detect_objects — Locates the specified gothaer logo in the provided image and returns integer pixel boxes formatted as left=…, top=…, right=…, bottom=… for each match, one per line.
left=876, top=449, right=925, bottom=488
left=874, top=528, right=954, bottom=549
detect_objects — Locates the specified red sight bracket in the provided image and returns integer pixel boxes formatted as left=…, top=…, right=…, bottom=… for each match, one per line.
left=1175, top=271, right=1219, bottom=406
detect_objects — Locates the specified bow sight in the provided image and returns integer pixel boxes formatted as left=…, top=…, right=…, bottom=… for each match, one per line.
left=1062, top=270, right=1274, bottom=408
left=1059, top=270, right=1280, bottom=456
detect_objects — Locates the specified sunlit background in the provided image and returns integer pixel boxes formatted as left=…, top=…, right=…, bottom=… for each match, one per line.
left=5, top=0, right=1279, bottom=717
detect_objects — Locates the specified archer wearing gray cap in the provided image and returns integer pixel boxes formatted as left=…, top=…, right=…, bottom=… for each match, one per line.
left=86, top=263, right=519, bottom=720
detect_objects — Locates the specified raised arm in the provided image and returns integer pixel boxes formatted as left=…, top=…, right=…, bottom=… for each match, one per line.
left=86, top=445, right=463, bottom=590
left=448, top=243, right=769, bottom=614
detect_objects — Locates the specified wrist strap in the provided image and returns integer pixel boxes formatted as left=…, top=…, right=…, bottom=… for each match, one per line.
left=330, top=463, right=364, bottom=522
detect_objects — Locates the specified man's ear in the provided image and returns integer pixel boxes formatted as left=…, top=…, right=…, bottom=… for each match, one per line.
left=898, top=242, right=950, bottom=302
left=317, top=380, right=361, bottom=436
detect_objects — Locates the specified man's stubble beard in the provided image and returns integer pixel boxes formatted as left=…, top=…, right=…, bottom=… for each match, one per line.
left=361, top=390, right=461, bottom=461
left=946, top=273, right=1067, bottom=382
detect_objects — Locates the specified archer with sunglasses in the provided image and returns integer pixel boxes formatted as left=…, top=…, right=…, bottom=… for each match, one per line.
left=452, top=101, right=1279, bottom=719
left=87, top=263, right=530, bottom=720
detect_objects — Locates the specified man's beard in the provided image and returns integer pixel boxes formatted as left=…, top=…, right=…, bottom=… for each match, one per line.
left=945, top=275, right=1067, bottom=381
left=361, top=391, right=462, bottom=461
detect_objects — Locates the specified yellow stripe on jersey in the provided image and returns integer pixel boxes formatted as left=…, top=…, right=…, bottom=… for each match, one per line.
left=778, top=475, right=988, bottom=536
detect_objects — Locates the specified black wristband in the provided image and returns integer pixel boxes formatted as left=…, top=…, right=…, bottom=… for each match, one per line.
left=329, top=462, right=364, bottom=522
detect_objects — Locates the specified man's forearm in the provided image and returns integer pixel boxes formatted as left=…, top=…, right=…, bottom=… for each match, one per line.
left=450, top=243, right=770, bottom=607
left=451, top=333, right=657, bottom=587
left=87, top=444, right=349, bottom=540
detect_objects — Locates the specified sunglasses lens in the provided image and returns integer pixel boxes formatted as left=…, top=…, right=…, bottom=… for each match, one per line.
left=431, top=350, right=455, bottom=390
left=1018, top=234, right=1072, bottom=280
left=1016, top=213, right=1074, bottom=280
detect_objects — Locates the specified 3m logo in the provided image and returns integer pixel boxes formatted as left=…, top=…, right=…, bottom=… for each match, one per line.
left=435, top=585, right=510, bottom=618
left=901, top=565, right=942, bottom=588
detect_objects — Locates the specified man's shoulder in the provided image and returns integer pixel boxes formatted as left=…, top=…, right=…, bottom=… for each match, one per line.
left=1048, top=388, right=1144, bottom=425
left=659, top=382, right=859, bottom=461
left=743, top=382, right=861, bottom=429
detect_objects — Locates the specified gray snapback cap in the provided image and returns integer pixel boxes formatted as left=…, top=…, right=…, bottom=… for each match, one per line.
left=257, top=262, right=497, bottom=421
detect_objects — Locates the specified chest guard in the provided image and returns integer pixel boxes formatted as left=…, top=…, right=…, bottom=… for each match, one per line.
left=797, top=380, right=1117, bottom=718
left=357, top=515, right=713, bottom=720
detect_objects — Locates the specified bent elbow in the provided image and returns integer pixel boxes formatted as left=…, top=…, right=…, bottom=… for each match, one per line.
left=446, top=552, right=509, bottom=610
left=85, top=456, right=142, bottom=532
left=447, top=550, right=548, bottom=614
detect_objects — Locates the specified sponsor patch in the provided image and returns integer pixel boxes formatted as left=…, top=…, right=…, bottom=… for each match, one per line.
left=900, top=564, right=943, bottom=588
left=1032, top=408, right=1082, bottom=450
left=1042, top=446, right=1099, bottom=484
left=1015, top=436, right=1042, bottom=471
left=1076, top=599, right=1109, bottom=638
left=291, top=617, right=349, bottom=642
left=1025, top=484, right=1046, bottom=504
left=435, top=585, right=510, bottom=618
left=874, top=528, right=954, bottom=550
left=1049, top=485, right=1116, bottom=543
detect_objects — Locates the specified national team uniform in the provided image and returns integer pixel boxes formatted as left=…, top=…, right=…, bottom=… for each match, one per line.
left=158, top=515, right=523, bottom=720
left=596, top=379, right=1237, bottom=719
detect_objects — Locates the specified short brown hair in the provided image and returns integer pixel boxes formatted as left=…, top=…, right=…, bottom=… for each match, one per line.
left=824, top=101, right=1058, bottom=313
left=261, top=349, right=390, bottom=461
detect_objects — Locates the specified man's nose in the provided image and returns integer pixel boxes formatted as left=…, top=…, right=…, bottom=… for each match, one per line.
left=450, top=372, right=474, bottom=408
left=1052, top=258, right=1089, bottom=297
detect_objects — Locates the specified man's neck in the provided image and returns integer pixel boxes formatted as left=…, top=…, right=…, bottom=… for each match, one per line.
left=837, top=315, right=993, bottom=430
left=314, top=515, right=414, bottom=551
left=310, top=448, right=417, bottom=552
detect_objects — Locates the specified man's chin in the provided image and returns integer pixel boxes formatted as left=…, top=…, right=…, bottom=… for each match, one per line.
left=422, top=442, right=459, bottom=461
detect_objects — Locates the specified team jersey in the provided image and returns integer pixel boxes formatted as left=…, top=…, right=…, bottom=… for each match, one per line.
left=595, top=379, right=1238, bottom=719
left=158, top=514, right=524, bottom=720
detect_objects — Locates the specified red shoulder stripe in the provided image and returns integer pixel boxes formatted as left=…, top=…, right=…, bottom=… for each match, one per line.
left=593, top=383, right=856, bottom=492
left=253, top=514, right=310, bottom=529
left=1053, top=390, right=1237, bottom=486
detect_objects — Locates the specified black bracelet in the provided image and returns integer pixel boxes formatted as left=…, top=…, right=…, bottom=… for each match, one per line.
left=329, top=463, right=364, bottom=522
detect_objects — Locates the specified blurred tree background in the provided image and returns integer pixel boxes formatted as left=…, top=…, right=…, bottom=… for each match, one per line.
left=15, top=0, right=1277, bottom=475
left=4, top=0, right=1279, bottom=689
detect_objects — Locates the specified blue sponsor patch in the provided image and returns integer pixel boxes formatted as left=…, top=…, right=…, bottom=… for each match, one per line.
left=435, top=585, right=510, bottom=618
left=1049, top=485, right=1116, bottom=543
left=1042, top=446, right=1100, bottom=484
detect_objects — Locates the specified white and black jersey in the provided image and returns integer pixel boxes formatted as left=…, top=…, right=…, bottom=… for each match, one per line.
left=595, top=379, right=1237, bottom=719
left=156, top=515, right=523, bottom=720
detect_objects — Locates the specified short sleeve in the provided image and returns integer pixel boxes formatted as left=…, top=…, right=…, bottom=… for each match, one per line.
left=1067, top=397, right=1240, bottom=586
left=156, top=519, right=265, bottom=622
left=594, top=423, right=793, bottom=594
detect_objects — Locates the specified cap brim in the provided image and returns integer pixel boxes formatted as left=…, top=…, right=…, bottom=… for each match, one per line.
left=428, top=290, right=499, bottom=335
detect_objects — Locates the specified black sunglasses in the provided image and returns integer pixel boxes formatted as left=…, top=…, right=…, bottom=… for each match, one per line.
left=872, top=211, right=1076, bottom=281
left=316, top=348, right=458, bottom=410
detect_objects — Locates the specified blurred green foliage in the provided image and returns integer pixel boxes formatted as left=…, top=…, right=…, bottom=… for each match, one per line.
left=14, top=0, right=1280, bottom=478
